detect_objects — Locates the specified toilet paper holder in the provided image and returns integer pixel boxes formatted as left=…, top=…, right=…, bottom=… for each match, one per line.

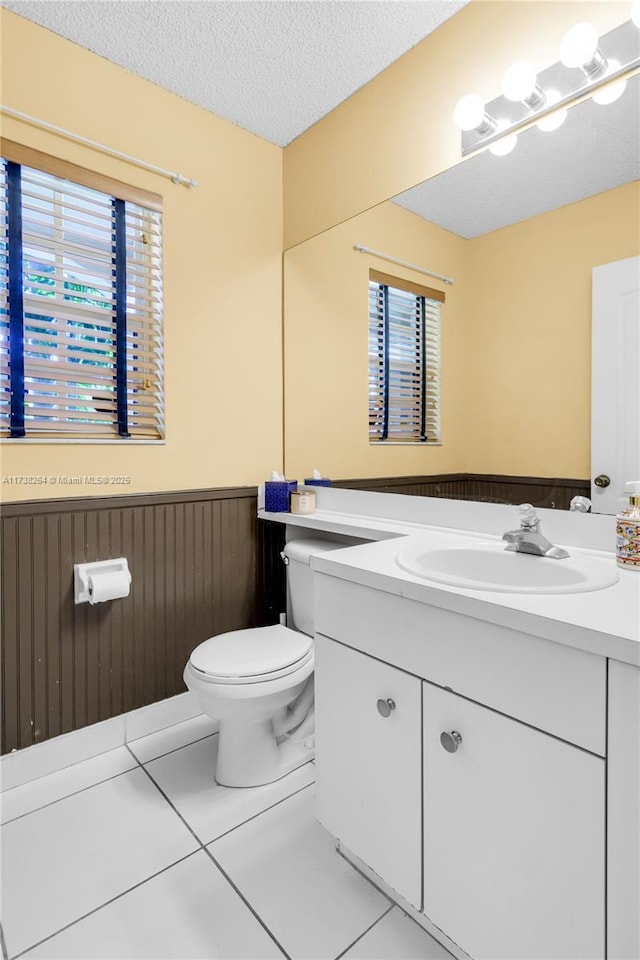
left=74, top=558, right=131, bottom=605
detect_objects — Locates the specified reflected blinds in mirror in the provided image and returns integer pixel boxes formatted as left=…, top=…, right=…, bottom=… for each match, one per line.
left=0, top=155, right=164, bottom=439
left=368, top=269, right=442, bottom=443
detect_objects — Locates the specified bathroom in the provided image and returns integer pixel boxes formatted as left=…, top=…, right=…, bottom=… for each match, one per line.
left=0, top=0, right=639, bottom=957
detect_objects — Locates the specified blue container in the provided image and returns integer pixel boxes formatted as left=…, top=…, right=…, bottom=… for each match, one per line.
left=304, top=477, right=332, bottom=487
left=265, top=480, right=298, bottom=512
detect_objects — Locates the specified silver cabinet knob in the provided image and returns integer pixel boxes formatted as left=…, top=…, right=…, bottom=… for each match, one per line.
left=440, top=730, right=463, bottom=753
left=377, top=698, right=396, bottom=718
left=594, top=474, right=610, bottom=488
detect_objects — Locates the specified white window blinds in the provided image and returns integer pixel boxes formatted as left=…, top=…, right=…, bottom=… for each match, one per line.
left=0, top=170, right=8, bottom=435
left=124, top=201, right=164, bottom=438
left=0, top=156, right=164, bottom=439
left=368, top=270, right=443, bottom=443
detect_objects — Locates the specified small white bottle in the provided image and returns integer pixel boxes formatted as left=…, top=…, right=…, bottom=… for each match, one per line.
left=616, top=481, right=640, bottom=569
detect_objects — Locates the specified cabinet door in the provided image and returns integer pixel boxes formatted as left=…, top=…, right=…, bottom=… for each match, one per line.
left=315, top=634, right=422, bottom=908
left=423, top=684, right=605, bottom=960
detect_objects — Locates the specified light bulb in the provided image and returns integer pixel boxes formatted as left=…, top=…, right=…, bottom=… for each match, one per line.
left=632, top=0, right=640, bottom=28
left=560, top=22, right=599, bottom=68
left=489, top=128, right=518, bottom=156
left=592, top=60, right=627, bottom=104
left=502, top=61, right=538, bottom=102
left=453, top=94, right=486, bottom=131
left=536, top=90, right=568, bottom=132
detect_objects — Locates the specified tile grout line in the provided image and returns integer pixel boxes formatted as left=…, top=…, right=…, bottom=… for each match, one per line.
left=335, top=846, right=396, bottom=908
left=206, top=778, right=315, bottom=845
left=130, top=730, right=218, bottom=766
left=137, top=737, right=315, bottom=848
left=1, top=764, right=138, bottom=827
left=126, top=745, right=293, bottom=960
left=1, top=731, right=219, bottom=828
left=335, top=847, right=457, bottom=960
left=9, top=851, right=199, bottom=960
left=0, top=746, right=125, bottom=794
left=4, top=740, right=312, bottom=960
left=203, top=845, right=293, bottom=960
left=124, top=744, right=204, bottom=847
left=0, top=714, right=209, bottom=798
left=9, top=738, right=216, bottom=959
left=0, top=923, right=9, bottom=960
left=333, top=903, right=395, bottom=960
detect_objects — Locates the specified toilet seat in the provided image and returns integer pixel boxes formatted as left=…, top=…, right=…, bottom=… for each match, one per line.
left=189, top=624, right=313, bottom=685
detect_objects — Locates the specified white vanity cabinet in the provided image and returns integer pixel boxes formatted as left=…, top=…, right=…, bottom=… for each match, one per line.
left=314, top=633, right=422, bottom=908
left=423, top=684, right=604, bottom=960
left=314, top=571, right=611, bottom=960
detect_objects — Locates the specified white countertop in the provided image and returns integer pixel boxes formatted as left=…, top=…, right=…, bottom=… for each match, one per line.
left=259, top=493, right=640, bottom=666
left=260, top=506, right=432, bottom=541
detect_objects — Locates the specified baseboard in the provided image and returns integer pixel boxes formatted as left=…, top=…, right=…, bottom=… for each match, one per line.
left=0, top=692, right=203, bottom=792
left=125, top=691, right=203, bottom=742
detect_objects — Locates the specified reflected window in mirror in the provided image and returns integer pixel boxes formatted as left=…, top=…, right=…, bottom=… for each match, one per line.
left=368, top=269, right=443, bottom=445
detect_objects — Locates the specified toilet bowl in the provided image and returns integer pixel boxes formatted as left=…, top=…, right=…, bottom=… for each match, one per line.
left=184, top=624, right=315, bottom=787
left=184, top=538, right=344, bottom=787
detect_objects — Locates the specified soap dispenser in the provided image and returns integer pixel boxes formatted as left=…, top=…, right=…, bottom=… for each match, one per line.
left=616, top=481, right=640, bottom=569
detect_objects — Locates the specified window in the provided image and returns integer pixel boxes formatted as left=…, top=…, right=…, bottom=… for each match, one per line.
left=368, top=270, right=443, bottom=444
left=0, top=142, right=164, bottom=440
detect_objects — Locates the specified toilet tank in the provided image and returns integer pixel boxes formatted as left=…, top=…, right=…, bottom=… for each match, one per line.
left=283, top=539, right=345, bottom=637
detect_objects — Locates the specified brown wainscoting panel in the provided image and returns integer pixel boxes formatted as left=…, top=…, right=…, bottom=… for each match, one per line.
left=334, top=474, right=468, bottom=500
left=0, top=487, right=284, bottom=755
left=335, top=474, right=590, bottom=511
left=461, top=475, right=590, bottom=510
left=1, top=475, right=589, bottom=754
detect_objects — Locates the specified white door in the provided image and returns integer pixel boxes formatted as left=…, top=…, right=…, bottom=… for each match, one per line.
left=423, top=684, right=605, bottom=960
left=315, top=634, right=422, bottom=909
left=591, top=256, right=640, bottom=514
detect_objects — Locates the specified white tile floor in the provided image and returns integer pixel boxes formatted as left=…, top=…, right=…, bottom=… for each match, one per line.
left=0, top=718, right=452, bottom=960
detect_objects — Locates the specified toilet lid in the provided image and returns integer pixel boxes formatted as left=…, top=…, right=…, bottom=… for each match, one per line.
left=189, top=624, right=313, bottom=680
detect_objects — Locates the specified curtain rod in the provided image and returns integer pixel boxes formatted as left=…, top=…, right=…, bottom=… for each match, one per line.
left=354, top=244, right=454, bottom=286
left=0, top=105, right=197, bottom=189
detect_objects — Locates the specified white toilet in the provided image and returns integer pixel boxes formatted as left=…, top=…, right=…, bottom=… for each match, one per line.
left=183, top=538, right=343, bottom=787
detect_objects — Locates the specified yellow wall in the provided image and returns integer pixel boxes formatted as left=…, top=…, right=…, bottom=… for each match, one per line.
left=0, top=9, right=283, bottom=502
left=283, top=202, right=469, bottom=480
left=283, top=183, right=640, bottom=481
left=2, top=5, right=638, bottom=501
left=465, top=181, right=640, bottom=479
left=283, top=0, right=628, bottom=249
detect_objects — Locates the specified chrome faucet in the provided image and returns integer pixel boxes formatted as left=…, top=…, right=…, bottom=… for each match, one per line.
left=502, top=504, right=570, bottom=559
left=569, top=495, right=591, bottom=513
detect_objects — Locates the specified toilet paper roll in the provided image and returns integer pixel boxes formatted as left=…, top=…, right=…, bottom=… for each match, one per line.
left=88, top=569, right=131, bottom=604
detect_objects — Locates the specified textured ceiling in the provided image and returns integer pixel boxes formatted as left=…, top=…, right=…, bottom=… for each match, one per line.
left=3, top=0, right=469, bottom=146
left=393, top=76, right=640, bottom=238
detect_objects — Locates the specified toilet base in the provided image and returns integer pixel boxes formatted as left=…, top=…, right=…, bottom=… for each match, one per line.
left=215, top=719, right=315, bottom=788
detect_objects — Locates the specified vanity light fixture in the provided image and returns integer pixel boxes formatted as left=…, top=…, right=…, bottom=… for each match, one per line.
left=455, top=18, right=640, bottom=158
left=560, top=22, right=627, bottom=102
left=559, top=22, right=606, bottom=76
left=591, top=60, right=627, bottom=104
left=535, top=91, right=568, bottom=132
left=488, top=124, right=518, bottom=156
left=453, top=94, right=496, bottom=134
left=502, top=61, right=546, bottom=109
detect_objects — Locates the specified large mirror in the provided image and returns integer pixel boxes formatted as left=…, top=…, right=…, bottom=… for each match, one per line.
left=283, top=76, right=640, bottom=513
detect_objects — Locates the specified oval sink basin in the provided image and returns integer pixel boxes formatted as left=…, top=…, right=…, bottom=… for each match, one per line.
left=395, top=544, right=619, bottom=594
